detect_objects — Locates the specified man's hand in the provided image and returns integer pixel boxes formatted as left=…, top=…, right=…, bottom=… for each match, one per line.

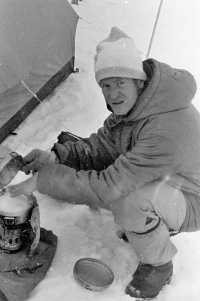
left=7, top=174, right=38, bottom=197
left=21, top=149, right=57, bottom=174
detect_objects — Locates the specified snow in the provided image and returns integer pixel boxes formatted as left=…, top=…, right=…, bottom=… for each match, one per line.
left=2, top=0, right=200, bottom=300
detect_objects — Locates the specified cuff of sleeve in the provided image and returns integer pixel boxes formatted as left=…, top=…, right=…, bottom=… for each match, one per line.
left=50, top=151, right=60, bottom=164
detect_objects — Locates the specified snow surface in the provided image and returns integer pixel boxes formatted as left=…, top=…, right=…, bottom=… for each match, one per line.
left=2, top=0, right=200, bottom=300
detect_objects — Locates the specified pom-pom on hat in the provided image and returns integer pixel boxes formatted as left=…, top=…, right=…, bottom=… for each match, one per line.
left=94, top=26, right=147, bottom=84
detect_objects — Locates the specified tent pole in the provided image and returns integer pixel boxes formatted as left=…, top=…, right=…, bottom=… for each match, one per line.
left=146, top=0, right=164, bottom=59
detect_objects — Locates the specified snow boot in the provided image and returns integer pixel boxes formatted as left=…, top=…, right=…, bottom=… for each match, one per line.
left=125, top=260, right=173, bottom=299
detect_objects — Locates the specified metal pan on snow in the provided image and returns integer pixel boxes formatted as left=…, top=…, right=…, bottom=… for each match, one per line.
left=73, top=258, right=114, bottom=291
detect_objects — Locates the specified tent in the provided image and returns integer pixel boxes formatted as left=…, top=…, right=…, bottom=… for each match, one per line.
left=0, top=0, right=79, bottom=143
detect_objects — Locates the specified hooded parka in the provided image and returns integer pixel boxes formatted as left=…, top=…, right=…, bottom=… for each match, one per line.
left=37, top=59, right=200, bottom=233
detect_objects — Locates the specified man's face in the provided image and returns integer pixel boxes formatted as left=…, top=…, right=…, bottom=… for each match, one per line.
left=100, top=77, right=140, bottom=115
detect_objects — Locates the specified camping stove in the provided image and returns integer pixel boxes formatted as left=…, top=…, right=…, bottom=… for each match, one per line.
left=0, top=145, right=33, bottom=253
left=0, top=214, right=30, bottom=253
left=0, top=146, right=58, bottom=301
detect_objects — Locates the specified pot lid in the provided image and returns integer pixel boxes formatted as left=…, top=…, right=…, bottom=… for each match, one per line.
left=0, top=146, right=24, bottom=188
left=73, top=258, right=114, bottom=291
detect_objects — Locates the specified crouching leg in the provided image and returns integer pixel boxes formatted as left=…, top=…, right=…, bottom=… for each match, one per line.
left=124, top=219, right=174, bottom=299
left=110, top=181, right=186, bottom=299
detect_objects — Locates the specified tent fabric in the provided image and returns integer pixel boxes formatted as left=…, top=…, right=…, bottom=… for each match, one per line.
left=0, top=0, right=79, bottom=143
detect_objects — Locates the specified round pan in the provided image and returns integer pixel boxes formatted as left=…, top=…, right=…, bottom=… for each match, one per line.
left=73, top=258, right=114, bottom=291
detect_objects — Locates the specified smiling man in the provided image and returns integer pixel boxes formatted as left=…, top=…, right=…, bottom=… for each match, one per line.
left=8, top=27, right=200, bottom=299
left=99, top=77, right=144, bottom=115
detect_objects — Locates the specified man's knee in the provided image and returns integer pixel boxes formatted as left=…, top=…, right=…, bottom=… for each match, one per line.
left=110, top=192, right=159, bottom=233
left=110, top=181, right=186, bottom=233
left=135, top=181, right=186, bottom=231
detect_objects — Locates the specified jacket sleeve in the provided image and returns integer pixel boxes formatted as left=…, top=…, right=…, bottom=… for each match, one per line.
left=51, top=118, right=120, bottom=171
left=37, top=133, right=181, bottom=210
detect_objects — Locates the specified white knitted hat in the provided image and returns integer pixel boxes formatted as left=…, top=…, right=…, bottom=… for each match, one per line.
left=94, top=27, right=147, bottom=84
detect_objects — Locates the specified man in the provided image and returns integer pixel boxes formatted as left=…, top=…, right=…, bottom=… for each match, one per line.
left=8, top=27, right=200, bottom=299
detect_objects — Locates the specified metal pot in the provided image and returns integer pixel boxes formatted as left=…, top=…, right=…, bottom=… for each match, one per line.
left=0, top=194, right=35, bottom=252
left=0, top=194, right=34, bottom=225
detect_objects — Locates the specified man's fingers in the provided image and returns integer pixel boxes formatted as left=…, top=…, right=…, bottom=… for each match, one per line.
left=7, top=175, right=38, bottom=197
left=20, top=165, right=31, bottom=174
left=21, top=160, right=43, bottom=174
left=23, top=149, right=39, bottom=164
left=8, top=183, right=28, bottom=197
